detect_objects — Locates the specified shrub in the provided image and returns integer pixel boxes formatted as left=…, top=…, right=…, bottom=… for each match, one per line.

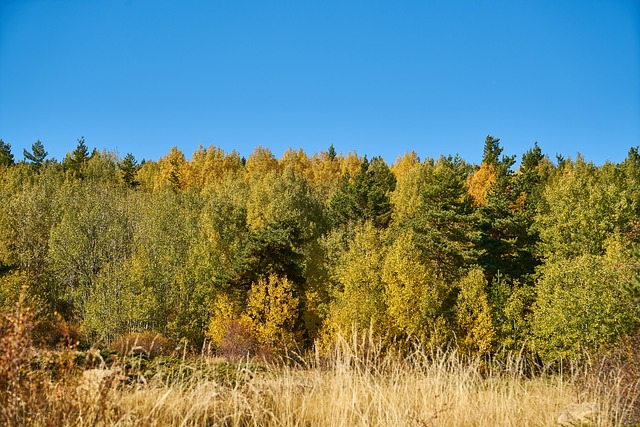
left=214, top=319, right=258, bottom=360
left=582, top=331, right=640, bottom=425
left=109, top=331, right=171, bottom=358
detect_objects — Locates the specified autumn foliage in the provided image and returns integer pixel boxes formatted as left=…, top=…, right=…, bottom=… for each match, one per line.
left=0, top=137, right=639, bottom=366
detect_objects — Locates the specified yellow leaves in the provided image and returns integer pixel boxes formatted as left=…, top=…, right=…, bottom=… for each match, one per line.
left=390, top=151, right=420, bottom=181
left=244, top=146, right=280, bottom=182
left=340, top=151, right=363, bottom=181
left=242, top=274, right=301, bottom=353
left=155, top=147, right=188, bottom=191
left=455, top=268, right=495, bottom=357
left=390, top=161, right=429, bottom=226
left=324, top=222, right=388, bottom=343
left=382, top=231, right=445, bottom=343
left=466, top=163, right=497, bottom=206
left=188, top=145, right=243, bottom=189
left=207, top=293, right=244, bottom=348
left=279, top=148, right=312, bottom=179
left=308, top=150, right=341, bottom=194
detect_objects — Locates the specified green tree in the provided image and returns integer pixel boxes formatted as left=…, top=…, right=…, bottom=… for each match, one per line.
left=532, top=238, right=639, bottom=362
left=323, top=222, right=389, bottom=344
left=537, top=157, right=632, bottom=260
left=329, top=156, right=396, bottom=228
left=23, top=140, right=48, bottom=168
left=410, top=155, right=477, bottom=280
left=47, top=183, right=134, bottom=331
left=0, top=139, right=14, bottom=167
left=119, top=153, right=140, bottom=188
left=382, top=230, right=450, bottom=345
left=63, top=137, right=90, bottom=179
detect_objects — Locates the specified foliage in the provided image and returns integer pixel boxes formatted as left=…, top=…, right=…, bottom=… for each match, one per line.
left=323, top=222, right=389, bottom=344
left=0, top=139, right=14, bottom=167
left=3, top=138, right=640, bottom=366
left=242, top=274, right=302, bottom=355
left=532, top=238, right=639, bottom=362
left=455, top=267, right=495, bottom=356
left=23, top=140, right=48, bottom=168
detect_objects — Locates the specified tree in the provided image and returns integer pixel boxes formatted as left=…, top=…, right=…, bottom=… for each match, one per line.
left=323, top=222, right=389, bottom=344
left=382, top=230, right=450, bottom=345
left=47, top=183, right=134, bottom=328
left=537, top=157, right=632, bottom=260
left=455, top=267, right=495, bottom=356
left=155, top=147, right=187, bottom=191
left=0, top=140, right=14, bottom=167
left=242, top=274, right=302, bottom=354
left=119, top=153, right=140, bottom=188
left=329, top=156, right=396, bottom=228
left=410, top=155, right=477, bottom=280
left=23, top=140, right=48, bottom=168
left=532, top=238, right=639, bottom=362
left=244, top=146, right=280, bottom=182
left=474, top=140, right=542, bottom=283
left=63, top=137, right=90, bottom=178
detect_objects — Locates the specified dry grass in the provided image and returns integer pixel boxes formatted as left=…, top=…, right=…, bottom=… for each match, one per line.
left=1, top=301, right=635, bottom=426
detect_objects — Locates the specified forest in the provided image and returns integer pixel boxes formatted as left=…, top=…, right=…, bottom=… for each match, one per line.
left=1, top=135, right=640, bottom=364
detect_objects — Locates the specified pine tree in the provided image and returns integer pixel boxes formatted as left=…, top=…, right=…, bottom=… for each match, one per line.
left=23, top=140, right=48, bottom=168
left=119, top=153, right=140, bottom=187
left=0, top=139, right=14, bottom=167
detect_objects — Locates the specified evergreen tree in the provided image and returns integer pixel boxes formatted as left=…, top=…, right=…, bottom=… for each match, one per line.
left=64, top=137, right=90, bottom=178
left=410, top=155, right=476, bottom=280
left=119, top=153, right=140, bottom=187
left=329, top=156, right=396, bottom=228
left=0, top=139, right=14, bottom=166
left=23, top=140, right=48, bottom=168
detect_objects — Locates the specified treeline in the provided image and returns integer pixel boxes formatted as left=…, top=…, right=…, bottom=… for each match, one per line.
left=1, top=136, right=639, bottom=362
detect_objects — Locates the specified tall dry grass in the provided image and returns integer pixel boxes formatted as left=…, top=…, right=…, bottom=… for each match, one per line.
left=1, top=301, right=636, bottom=426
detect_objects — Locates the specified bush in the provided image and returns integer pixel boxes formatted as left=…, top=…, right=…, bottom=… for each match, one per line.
left=582, top=331, right=640, bottom=425
left=109, top=331, right=171, bottom=358
left=215, top=319, right=258, bottom=360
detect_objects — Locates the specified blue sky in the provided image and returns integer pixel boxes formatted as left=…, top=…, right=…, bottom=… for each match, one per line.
left=1, top=0, right=638, bottom=165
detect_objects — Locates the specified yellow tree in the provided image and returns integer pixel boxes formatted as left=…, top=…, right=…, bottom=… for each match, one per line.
left=382, top=231, right=450, bottom=345
left=188, top=145, right=243, bottom=189
left=455, top=267, right=495, bottom=356
left=279, top=148, right=312, bottom=180
left=339, top=151, right=364, bottom=180
left=389, top=159, right=431, bottom=227
left=390, top=150, right=420, bottom=181
left=154, top=147, right=189, bottom=191
left=242, top=274, right=301, bottom=354
left=244, top=146, right=280, bottom=182
left=466, top=162, right=498, bottom=207
left=323, top=222, right=388, bottom=344
left=308, top=148, right=342, bottom=201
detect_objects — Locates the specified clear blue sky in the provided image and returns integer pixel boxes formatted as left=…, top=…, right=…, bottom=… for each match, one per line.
left=1, top=0, right=638, bottom=165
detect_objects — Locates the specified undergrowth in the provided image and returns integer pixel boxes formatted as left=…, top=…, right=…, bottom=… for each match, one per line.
left=1, top=296, right=638, bottom=426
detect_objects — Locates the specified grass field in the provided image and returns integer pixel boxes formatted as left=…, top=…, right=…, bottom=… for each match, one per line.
left=2, top=301, right=637, bottom=426
left=4, top=334, right=636, bottom=427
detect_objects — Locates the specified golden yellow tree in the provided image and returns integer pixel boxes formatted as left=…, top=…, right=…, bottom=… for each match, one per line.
left=279, top=148, right=312, bottom=179
left=242, top=274, right=301, bottom=354
left=154, top=146, right=189, bottom=191
left=188, top=145, right=243, bottom=189
left=466, top=162, right=497, bottom=206
left=244, top=146, right=281, bottom=182
left=308, top=149, right=342, bottom=200
left=339, top=151, right=364, bottom=180
left=390, top=150, right=420, bottom=181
